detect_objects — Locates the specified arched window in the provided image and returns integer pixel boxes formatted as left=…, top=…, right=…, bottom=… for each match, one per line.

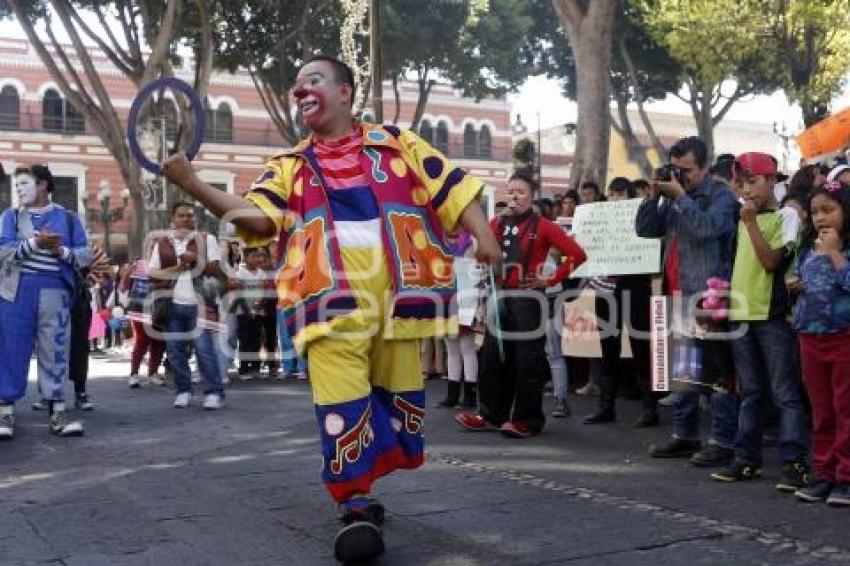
left=204, top=100, right=234, bottom=143
left=42, top=88, right=84, bottom=133
left=463, top=123, right=477, bottom=158
left=0, top=85, right=20, bottom=130
left=65, top=99, right=85, bottom=133
left=478, top=125, right=492, bottom=159
left=43, top=89, right=63, bottom=132
left=418, top=119, right=433, bottom=145
left=216, top=102, right=233, bottom=142
left=435, top=121, right=449, bottom=154
left=204, top=99, right=215, bottom=142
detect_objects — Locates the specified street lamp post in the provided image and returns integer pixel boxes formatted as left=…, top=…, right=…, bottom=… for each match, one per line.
left=512, top=113, right=543, bottom=199
left=773, top=121, right=796, bottom=174
left=87, top=179, right=130, bottom=258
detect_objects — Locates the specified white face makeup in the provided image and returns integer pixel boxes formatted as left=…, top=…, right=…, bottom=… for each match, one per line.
left=14, top=174, right=38, bottom=207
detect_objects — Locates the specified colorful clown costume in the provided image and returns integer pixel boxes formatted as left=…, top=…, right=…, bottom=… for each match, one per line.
left=240, top=123, right=482, bottom=502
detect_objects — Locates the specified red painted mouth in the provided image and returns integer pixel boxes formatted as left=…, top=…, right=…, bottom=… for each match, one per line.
left=298, top=91, right=326, bottom=127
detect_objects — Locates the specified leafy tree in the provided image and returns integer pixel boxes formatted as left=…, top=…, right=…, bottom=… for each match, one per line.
left=360, top=0, right=535, bottom=130
left=512, top=138, right=538, bottom=183
left=213, top=0, right=341, bottom=145
left=607, top=4, right=683, bottom=177
left=765, top=0, right=850, bottom=127
left=1, top=0, right=213, bottom=254
left=214, top=0, right=534, bottom=144
left=634, top=0, right=786, bottom=160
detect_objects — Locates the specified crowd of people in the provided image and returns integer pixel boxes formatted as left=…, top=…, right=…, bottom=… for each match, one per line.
left=449, top=136, right=850, bottom=512
left=0, top=54, right=848, bottom=563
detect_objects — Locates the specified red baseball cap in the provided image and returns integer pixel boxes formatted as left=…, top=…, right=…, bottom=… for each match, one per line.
left=735, top=152, right=788, bottom=181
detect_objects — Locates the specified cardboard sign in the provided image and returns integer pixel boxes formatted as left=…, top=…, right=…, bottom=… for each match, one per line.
left=561, top=290, right=633, bottom=359
left=796, top=106, right=850, bottom=160
left=569, top=200, right=661, bottom=278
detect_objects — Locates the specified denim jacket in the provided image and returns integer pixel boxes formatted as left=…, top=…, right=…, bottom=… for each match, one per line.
left=635, top=177, right=739, bottom=298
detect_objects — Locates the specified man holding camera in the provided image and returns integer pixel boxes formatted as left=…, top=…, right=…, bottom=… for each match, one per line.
left=635, top=136, right=741, bottom=468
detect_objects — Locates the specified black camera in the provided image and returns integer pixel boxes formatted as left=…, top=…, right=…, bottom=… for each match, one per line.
left=654, top=163, right=685, bottom=185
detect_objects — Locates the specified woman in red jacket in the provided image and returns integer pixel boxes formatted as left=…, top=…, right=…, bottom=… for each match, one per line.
left=455, top=171, right=587, bottom=438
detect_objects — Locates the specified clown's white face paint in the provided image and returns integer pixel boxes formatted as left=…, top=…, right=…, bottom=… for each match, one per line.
left=14, top=173, right=39, bottom=207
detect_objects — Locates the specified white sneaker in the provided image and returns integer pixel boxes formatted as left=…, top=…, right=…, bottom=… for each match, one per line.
left=128, top=375, right=141, bottom=388
left=147, top=374, right=166, bottom=387
left=658, top=393, right=677, bottom=406
left=0, top=405, right=14, bottom=440
left=576, top=382, right=599, bottom=396
left=294, top=371, right=308, bottom=381
left=173, top=392, right=192, bottom=408
left=49, top=405, right=83, bottom=437
left=202, top=393, right=223, bottom=410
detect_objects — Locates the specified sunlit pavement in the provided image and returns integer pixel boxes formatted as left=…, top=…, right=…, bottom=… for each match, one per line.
left=1, top=353, right=847, bottom=565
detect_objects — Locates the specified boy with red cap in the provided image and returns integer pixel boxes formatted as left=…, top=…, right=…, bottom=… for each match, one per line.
left=710, top=152, right=810, bottom=490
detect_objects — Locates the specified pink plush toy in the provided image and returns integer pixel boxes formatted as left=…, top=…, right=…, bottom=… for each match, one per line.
left=699, top=278, right=730, bottom=324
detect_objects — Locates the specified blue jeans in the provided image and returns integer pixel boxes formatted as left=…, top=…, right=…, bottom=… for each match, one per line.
left=731, top=320, right=808, bottom=466
left=545, top=303, right=569, bottom=398
left=165, top=303, right=223, bottom=395
left=216, top=311, right=238, bottom=381
left=277, top=310, right=306, bottom=374
left=674, top=390, right=739, bottom=448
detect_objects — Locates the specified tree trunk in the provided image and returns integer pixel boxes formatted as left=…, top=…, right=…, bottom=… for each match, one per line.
left=409, top=73, right=434, bottom=132
left=552, top=0, right=616, bottom=190
left=392, top=74, right=402, bottom=124
left=801, top=98, right=829, bottom=128
left=611, top=96, right=653, bottom=179
left=123, top=167, right=149, bottom=258
left=685, top=81, right=716, bottom=164
left=696, top=90, right=716, bottom=163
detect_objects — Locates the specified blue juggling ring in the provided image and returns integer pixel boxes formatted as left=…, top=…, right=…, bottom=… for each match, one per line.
left=127, top=77, right=205, bottom=175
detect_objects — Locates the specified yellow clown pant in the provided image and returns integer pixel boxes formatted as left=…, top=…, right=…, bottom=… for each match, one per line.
left=305, top=247, right=425, bottom=503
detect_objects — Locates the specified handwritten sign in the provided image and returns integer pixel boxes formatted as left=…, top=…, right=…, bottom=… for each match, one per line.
left=569, top=199, right=660, bottom=278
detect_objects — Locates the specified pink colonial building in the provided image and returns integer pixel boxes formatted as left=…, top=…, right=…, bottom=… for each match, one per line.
left=0, top=37, right=513, bottom=256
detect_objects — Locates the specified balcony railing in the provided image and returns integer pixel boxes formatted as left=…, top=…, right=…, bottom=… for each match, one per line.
left=0, top=111, right=86, bottom=135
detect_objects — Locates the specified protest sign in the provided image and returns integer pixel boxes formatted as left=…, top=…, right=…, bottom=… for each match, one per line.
left=569, top=200, right=660, bottom=278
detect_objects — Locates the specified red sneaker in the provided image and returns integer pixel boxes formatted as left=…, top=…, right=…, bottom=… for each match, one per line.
left=454, top=411, right=496, bottom=431
left=500, top=421, right=534, bottom=439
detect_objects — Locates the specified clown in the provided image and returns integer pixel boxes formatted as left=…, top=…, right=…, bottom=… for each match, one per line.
left=162, top=55, right=501, bottom=562
left=0, top=165, right=91, bottom=439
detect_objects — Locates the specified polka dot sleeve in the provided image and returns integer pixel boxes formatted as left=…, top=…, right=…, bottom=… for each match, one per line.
left=399, top=130, right=484, bottom=232
left=238, top=156, right=296, bottom=247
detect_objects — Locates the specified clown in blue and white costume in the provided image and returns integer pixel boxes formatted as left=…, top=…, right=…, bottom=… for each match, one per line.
left=0, top=165, right=91, bottom=439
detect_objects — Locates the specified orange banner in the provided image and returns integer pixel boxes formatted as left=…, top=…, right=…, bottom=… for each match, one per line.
left=796, top=106, right=850, bottom=160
